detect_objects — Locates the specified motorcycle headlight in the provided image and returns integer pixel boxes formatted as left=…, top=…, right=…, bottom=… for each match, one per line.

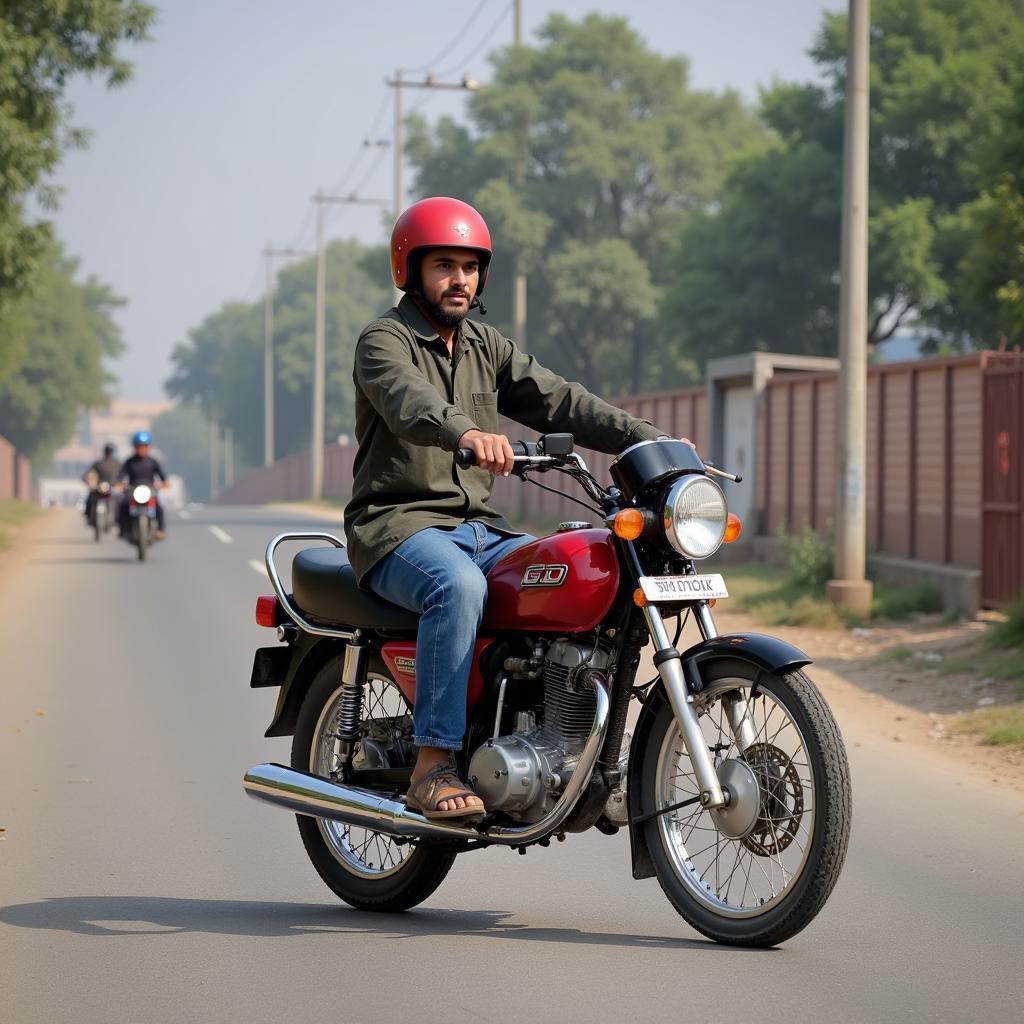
left=132, top=484, right=152, bottom=503
left=662, top=476, right=728, bottom=559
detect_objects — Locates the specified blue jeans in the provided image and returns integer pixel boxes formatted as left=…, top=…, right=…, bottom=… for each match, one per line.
left=366, top=521, right=534, bottom=750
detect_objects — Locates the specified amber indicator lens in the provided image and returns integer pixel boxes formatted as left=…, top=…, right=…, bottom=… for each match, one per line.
left=723, top=513, right=743, bottom=544
left=614, top=508, right=645, bottom=540
left=632, top=587, right=648, bottom=608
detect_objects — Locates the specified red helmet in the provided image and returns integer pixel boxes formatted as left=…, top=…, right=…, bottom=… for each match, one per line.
left=390, top=197, right=493, bottom=294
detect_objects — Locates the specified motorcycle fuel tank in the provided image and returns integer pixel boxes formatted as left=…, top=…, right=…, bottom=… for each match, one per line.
left=482, top=528, right=620, bottom=632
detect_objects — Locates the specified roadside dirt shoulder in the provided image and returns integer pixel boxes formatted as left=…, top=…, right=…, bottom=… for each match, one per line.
left=710, top=605, right=1024, bottom=797
left=0, top=507, right=66, bottom=588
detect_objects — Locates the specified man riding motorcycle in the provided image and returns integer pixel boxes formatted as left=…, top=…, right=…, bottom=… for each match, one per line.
left=117, top=431, right=168, bottom=540
left=347, top=197, right=690, bottom=822
left=82, top=443, right=119, bottom=526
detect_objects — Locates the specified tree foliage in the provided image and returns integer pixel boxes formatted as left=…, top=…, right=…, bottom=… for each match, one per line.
left=406, top=12, right=764, bottom=394
left=663, top=0, right=1024, bottom=360
left=167, top=240, right=391, bottom=467
left=0, top=241, right=124, bottom=463
left=0, top=0, right=154, bottom=372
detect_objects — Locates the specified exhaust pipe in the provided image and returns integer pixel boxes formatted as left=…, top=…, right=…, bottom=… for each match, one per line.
left=243, top=675, right=609, bottom=846
left=243, top=764, right=480, bottom=840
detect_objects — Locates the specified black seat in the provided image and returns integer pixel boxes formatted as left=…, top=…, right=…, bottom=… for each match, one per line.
left=291, top=547, right=418, bottom=629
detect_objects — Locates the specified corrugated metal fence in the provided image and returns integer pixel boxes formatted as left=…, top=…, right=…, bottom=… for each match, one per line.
left=758, top=354, right=990, bottom=569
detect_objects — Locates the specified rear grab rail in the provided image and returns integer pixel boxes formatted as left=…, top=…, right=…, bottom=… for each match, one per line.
left=264, top=531, right=357, bottom=642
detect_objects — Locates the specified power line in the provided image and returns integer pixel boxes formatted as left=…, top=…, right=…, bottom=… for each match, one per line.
left=435, top=0, right=514, bottom=79
left=403, top=0, right=489, bottom=75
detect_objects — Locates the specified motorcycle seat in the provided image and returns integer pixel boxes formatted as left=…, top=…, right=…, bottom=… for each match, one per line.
left=291, top=547, right=418, bottom=630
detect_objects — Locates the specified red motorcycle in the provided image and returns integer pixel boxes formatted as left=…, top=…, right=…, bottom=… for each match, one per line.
left=244, top=436, right=851, bottom=946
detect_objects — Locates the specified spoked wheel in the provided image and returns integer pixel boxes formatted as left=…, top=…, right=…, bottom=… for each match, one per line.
left=640, top=660, right=851, bottom=946
left=292, top=656, right=456, bottom=911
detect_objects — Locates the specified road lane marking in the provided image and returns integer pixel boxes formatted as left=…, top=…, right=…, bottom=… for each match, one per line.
left=249, top=559, right=268, bottom=577
left=209, top=526, right=233, bottom=544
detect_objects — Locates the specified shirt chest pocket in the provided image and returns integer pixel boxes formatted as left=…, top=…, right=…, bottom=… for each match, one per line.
left=471, top=391, right=499, bottom=432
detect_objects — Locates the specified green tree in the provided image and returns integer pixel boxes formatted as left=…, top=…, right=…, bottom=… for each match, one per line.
left=0, top=1, right=154, bottom=372
left=952, top=74, right=1024, bottom=344
left=406, top=12, right=764, bottom=393
left=0, top=241, right=124, bottom=464
left=662, top=0, right=1024, bottom=361
left=167, top=239, right=390, bottom=464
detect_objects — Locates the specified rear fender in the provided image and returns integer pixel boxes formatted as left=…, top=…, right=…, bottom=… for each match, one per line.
left=258, top=633, right=346, bottom=737
left=625, top=632, right=812, bottom=881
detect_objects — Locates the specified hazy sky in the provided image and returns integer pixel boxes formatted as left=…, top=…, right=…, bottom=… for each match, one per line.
left=52, top=0, right=844, bottom=400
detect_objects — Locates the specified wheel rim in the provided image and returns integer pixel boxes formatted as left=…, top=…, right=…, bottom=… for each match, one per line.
left=310, top=674, right=417, bottom=879
left=655, top=677, right=815, bottom=919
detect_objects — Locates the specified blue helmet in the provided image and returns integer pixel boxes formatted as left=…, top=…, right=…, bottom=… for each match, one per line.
left=133, top=431, right=152, bottom=446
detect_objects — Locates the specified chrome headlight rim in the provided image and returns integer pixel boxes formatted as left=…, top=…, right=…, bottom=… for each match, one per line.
left=662, top=475, right=728, bottom=559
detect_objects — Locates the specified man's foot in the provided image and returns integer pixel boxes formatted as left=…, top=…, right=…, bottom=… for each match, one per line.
left=406, top=758, right=485, bottom=822
left=155, top=530, right=166, bottom=540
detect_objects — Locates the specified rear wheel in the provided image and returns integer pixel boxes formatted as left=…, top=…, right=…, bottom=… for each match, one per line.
left=292, top=657, right=456, bottom=912
left=640, top=661, right=851, bottom=946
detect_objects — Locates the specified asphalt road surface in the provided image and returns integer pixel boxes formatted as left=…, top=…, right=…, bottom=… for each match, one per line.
left=2, top=506, right=1023, bottom=1023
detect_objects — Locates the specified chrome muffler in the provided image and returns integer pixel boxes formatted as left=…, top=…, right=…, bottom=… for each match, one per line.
left=243, top=764, right=480, bottom=840
left=244, top=674, right=610, bottom=846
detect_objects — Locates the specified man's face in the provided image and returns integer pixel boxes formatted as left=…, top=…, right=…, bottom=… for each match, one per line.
left=135, top=444, right=150, bottom=457
left=419, top=248, right=480, bottom=326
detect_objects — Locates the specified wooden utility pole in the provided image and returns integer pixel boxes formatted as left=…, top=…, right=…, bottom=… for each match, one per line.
left=513, top=0, right=527, bottom=352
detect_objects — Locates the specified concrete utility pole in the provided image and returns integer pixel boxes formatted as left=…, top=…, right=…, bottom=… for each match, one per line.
left=827, top=0, right=873, bottom=617
left=387, top=70, right=479, bottom=305
left=208, top=413, right=219, bottom=502
left=513, top=0, right=527, bottom=351
left=311, top=192, right=390, bottom=501
left=263, top=244, right=314, bottom=468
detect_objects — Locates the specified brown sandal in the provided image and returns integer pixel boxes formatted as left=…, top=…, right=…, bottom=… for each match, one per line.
left=405, top=761, right=486, bottom=822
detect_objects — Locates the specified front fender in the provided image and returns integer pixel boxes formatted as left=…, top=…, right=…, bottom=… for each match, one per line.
left=625, top=631, right=812, bottom=880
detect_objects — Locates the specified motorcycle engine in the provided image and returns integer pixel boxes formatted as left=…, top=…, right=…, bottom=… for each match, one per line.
left=468, top=638, right=611, bottom=822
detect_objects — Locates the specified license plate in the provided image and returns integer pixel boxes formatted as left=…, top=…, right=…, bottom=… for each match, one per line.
left=639, top=574, right=729, bottom=602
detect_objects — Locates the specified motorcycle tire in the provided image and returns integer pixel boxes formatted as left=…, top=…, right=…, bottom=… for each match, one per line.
left=639, top=660, right=851, bottom=947
left=136, top=518, right=148, bottom=562
left=292, top=656, right=456, bottom=912
left=94, top=517, right=101, bottom=542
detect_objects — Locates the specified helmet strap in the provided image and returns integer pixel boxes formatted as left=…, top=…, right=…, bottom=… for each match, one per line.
left=470, top=295, right=487, bottom=316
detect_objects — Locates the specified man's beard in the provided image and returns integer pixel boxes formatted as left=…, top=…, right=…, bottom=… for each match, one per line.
left=420, top=290, right=470, bottom=328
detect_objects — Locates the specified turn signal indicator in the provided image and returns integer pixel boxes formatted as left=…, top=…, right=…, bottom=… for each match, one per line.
left=723, top=513, right=742, bottom=544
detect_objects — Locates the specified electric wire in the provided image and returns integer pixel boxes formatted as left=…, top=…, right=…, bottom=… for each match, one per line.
left=434, top=0, right=515, bottom=79
left=402, top=0, right=490, bottom=75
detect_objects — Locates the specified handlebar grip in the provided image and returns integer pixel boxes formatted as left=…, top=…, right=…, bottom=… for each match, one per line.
left=455, top=448, right=477, bottom=469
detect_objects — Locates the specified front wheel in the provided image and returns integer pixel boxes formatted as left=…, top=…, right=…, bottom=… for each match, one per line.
left=136, top=517, right=148, bottom=561
left=640, top=661, right=851, bottom=946
left=292, top=656, right=456, bottom=912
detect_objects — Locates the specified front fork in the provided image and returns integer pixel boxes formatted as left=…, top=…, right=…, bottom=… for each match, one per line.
left=642, top=601, right=757, bottom=811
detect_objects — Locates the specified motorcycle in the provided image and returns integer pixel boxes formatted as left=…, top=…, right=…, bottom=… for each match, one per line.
left=243, top=435, right=851, bottom=946
left=123, top=483, right=159, bottom=561
left=91, top=481, right=114, bottom=541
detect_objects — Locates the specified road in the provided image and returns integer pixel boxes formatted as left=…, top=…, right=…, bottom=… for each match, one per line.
left=1, top=506, right=1022, bottom=1023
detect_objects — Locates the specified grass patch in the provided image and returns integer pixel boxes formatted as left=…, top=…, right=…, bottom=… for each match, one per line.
left=988, top=598, right=1024, bottom=651
left=0, top=499, right=42, bottom=550
left=951, top=704, right=1024, bottom=748
left=877, top=644, right=914, bottom=663
left=871, top=583, right=943, bottom=620
left=727, top=563, right=848, bottom=629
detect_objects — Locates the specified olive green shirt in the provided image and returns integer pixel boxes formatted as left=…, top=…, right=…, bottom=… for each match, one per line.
left=343, top=295, right=662, bottom=585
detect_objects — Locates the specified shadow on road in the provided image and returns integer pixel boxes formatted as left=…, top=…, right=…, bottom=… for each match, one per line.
left=0, top=896, right=746, bottom=951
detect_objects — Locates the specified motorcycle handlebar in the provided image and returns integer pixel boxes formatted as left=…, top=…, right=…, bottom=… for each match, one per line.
left=455, top=440, right=537, bottom=470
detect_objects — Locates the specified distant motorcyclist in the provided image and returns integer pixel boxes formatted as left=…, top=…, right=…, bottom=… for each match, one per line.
left=117, top=431, right=168, bottom=540
left=83, top=443, right=120, bottom=524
